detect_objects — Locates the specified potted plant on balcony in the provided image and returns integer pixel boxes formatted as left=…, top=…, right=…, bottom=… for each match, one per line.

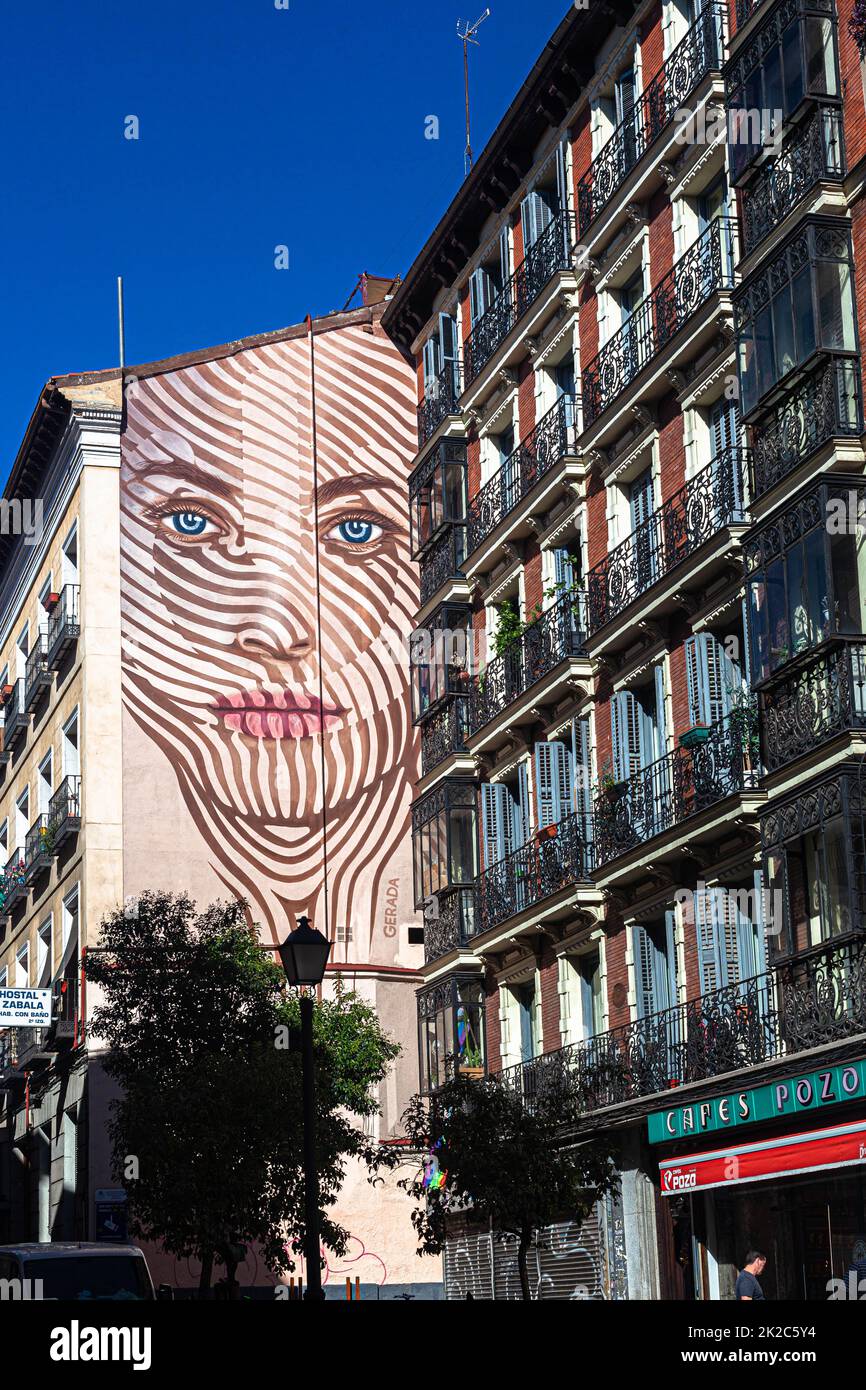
left=600, top=760, right=627, bottom=803
left=43, top=592, right=61, bottom=612
left=457, top=1043, right=484, bottom=1079
left=728, top=688, right=760, bottom=770
left=535, top=822, right=558, bottom=843
left=0, top=684, right=13, bottom=703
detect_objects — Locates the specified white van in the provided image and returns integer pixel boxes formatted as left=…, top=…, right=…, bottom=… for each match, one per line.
left=0, top=1242, right=170, bottom=1300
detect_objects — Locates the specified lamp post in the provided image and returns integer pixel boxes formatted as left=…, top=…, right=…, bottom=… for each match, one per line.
left=277, top=915, right=331, bottom=1302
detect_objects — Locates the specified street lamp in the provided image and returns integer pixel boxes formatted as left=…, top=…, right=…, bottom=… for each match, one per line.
left=278, top=915, right=331, bottom=1302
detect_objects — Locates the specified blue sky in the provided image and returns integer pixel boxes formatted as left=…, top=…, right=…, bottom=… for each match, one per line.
left=0, top=0, right=568, bottom=471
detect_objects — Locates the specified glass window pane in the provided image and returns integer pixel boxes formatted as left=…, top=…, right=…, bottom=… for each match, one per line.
left=763, top=43, right=783, bottom=118
left=771, top=287, right=796, bottom=382
left=444, top=461, right=467, bottom=523
left=804, top=526, right=831, bottom=646
left=449, top=805, right=477, bottom=884
left=792, top=265, right=816, bottom=363
left=804, top=17, right=837, bottom=97
left=830, top=530, right=866, bottom=634
left=739, top=327, right=757, bottom=416
left=767, top=556, right=789, bottom=670
left=817, top=260, right=856, bottom=351
left=748, top=577, right=770, bottom=683
left=755, top=304, right=775, bottom=402
left=782, top=20, right=805, bottom=110
left=787, top=542, right=807, bottom=656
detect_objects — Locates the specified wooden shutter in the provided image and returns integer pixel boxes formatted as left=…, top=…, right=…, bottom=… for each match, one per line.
left=534, top=742, right=557, bottom=828
left=710, top=398, right=740, bottom=457
left=634, top=924, right=658, bottom=1018
left=499, top=224, right=511, bottom=283
left=611, top=691, right=642, bottom=783
left=513, top=764, right=531, bottom=849
left=629, top=468, right=654, bottom=532
left=469, top=267, right=494, bottom=325
left=555, top=141, right=568, bottom=214
left=685, top=634, right=734, bottom=727
left=553, top=741, right=575, bottom=822
left=520, top=193, right=540, bottom=252
left=695, top=888, right=723, bottom=993
left=481, top=782, right=508, bottom=868
left=635, top=921, right=674, bottom=1018
left=685, top=636, right=703, bottom=727
left=573, top=717, right=593, bottom=820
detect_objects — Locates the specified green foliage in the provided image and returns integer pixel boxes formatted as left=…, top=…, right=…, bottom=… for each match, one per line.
left=86, top=892, right=399, bottom=1285
left=491, top=599, right=524, bottom=657
left=396, top=1071, right=619, bottom=1299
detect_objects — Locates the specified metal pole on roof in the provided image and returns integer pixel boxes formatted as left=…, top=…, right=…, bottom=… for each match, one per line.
left=457, top=10, right=490, bottom=178
left=117, top=276, right=126, bottom=373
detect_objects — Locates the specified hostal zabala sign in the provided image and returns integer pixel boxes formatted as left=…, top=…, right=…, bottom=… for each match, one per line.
left=648, top=1058, right=866, bottom=1143
left=0, top=987, right=53, bottom=1029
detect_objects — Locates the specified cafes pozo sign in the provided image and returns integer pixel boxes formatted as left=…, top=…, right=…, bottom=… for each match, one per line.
left=648, top=1057, right=866, bottom=1144
left=0, top=987, right=52, bottom=1028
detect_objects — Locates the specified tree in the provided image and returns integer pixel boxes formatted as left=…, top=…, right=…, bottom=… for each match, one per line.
left=86, top=891, right=399, bottom=1295
left=398, top=1071, right=619, bottom=1300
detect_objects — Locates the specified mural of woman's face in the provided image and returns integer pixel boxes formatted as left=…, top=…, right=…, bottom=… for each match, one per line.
left=120, top=325, right=418, bottom=945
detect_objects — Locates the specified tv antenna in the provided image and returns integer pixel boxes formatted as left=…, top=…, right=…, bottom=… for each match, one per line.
left=457, top=10, right=490, bottom=178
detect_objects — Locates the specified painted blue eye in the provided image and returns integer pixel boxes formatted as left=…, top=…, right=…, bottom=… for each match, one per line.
left=332, top=519, right=382, bottom=545
left=169, top=511, right=211, bottom=537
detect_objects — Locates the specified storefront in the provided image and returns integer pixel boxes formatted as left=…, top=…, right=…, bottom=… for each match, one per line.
left=649, top=1057, right=866, bottom=1299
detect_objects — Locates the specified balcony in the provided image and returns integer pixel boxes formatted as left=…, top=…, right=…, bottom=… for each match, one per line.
left=759, top=642, right=866, bottom=776
left=418, top=360, right=463, bottom=450
left=733, top=0, right=768, bottom=32
left=0, top=850, right=27, bottom=915
left=592, top=706, right=760, bottom=875
left=576, top=3, right=725, bottom=241
left=586, top=446, right=747, bottom=644
left=465, top=395, right=580, bottom=567
left=463, top=209, right=576, bottom=388
left=424, top=886, right=479, bottom=965
left=1, top=678, right=29, bottom=753
left=24, top=634, right=52, bottom=711
left=419, top=526, right=468, bottom=608
left=476, top=809, right=594, bottom=939
left=45, top=584, right=81, bottom=668
left=420, top=695, right=469, bottom=778
left=47, top=776, right=82, bottom=851
left=582, top=218, right=736, bottom=431
left=24, top=815, right=54, bottom=882
left=740, top=108, right=845, bottom=261
left=749, top=356, right=863, bottom=502
left=467, top=592, right=588, bottom=744
left=498, top=932, right=866, bottom=1118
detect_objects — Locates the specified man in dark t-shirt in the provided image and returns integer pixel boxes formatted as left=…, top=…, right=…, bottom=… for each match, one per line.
left=735, top=1251, right=767, bottom=1300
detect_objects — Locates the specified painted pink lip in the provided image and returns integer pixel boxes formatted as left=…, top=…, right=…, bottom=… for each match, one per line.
left=213, top=689, right=346, bottom=739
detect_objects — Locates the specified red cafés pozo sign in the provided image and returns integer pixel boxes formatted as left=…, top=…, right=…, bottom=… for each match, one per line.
left=648, top=1058, right=866, bottom=1144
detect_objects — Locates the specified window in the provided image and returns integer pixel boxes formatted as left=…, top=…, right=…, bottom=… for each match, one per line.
left=481, top=772, right=529, bottom=868
left=409, top=441, right=467, bottom=557
left=412, top=783, right=477, bottom=906
left=38, top=750, right=53, bottom=816
left=695, top=879, right=767, bottom=994
left=685, top=633, right=741, bottom=728
left=15, top=788, right=29, bottom=852
left=418, top=977, right=485, bottom=1093
left=513, top=979, right=538, bottom=1062
left=0, top=967, right=6, bottom=990
left=422, top=312, right=459, bottom=400
left=62, top=523, right=79, bottom=587
left=0, top=820, right=7, bottom=860
left=38, top=575, right=52, bottom=611
left=15, top=942, right=29, bottom=988
left=634, top=916, right=677, bottom=1019
left=533, top=740, right=574, bottom=829
left=411, top=607, right=471, bottom=720
left=62, top=886, right=80, bottom=957
left=62, top=709, right=80, bottom=779
left=727, top=1, right=839, bottom=182
left=37, top=918, right=52, bottom=988
left=16, top=624, right=28, bottom=682
left=469, top=226, right=510, bottom=325
left=736, top=220, right=856, bottom=418
left=611, top=671, right=666, bottom=780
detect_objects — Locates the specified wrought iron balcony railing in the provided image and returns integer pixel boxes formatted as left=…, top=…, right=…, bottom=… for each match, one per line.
left=418, top=361, right=463, bottom=449
left=424, top=886, right=479, bottom=964
left=48, top=775, right=82, bottom=850
left=576, top=3, right=725, bottom=238
left=463, top=210, right=577, bottom=386
left=582, top=218, right=735, bottom=427
left=498, top=932, right=866, bottom=1117
left=24, top=634, right=52, bottom=709
left=24, top=814, right=54, bottom=881
left=592, top=705, right=759, bottom=868
left=467, top=591, right=587, bottom=737
left=419, top=525, right=467, bottom=606
left=476, top=809, right=594, bottom=937
left=740, top=108, right=844, bottom=259
left=466, top=395, right=579, bottom=558
left=1, top=678, right=28, bottom=752
left=45, top=584, right=81, bottom=668
left=420, top=694, right=470, bottom=776
left=0, top=849, right=27, bottom=914
left=734, top=0, right=769, bottom=32
left=749, top=355, right=863, bottom=499
left=586, top=446, right=747, bottom=635
left=759, top=641, right=866, bottom=774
